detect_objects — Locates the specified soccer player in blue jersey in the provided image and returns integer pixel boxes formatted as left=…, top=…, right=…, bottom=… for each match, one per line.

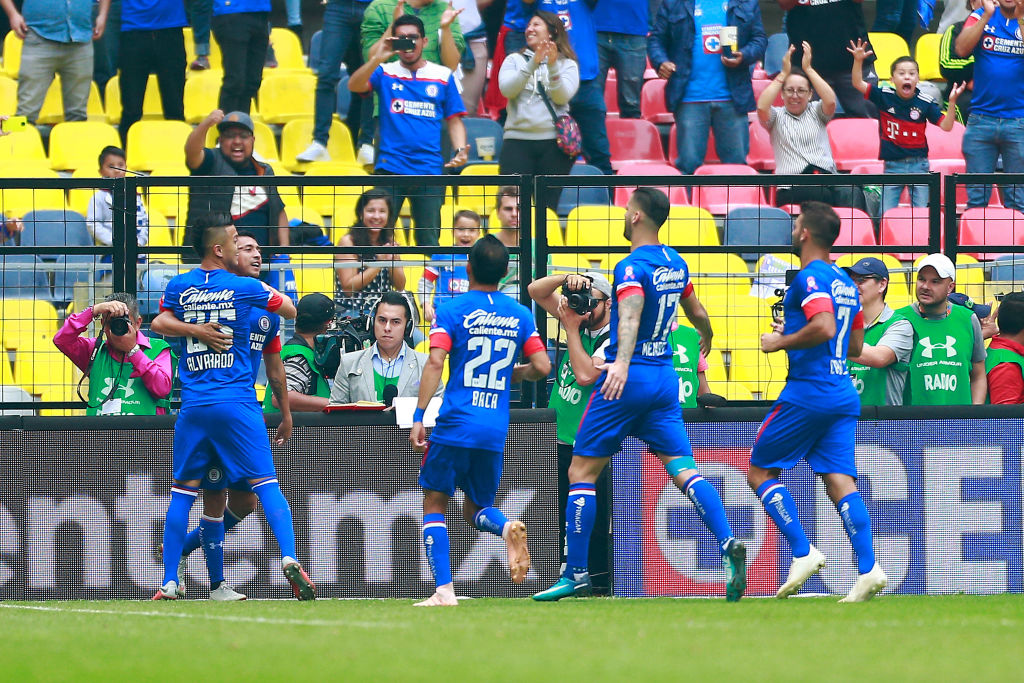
left=534, top=187, right=747, bottom=602
left=153, top=213, right=315, bottom=601
left=151, top=230, right=292, bottom=601
left=748, top=201, right=887, bottom=602
left=409, top=235, right=551, bottom=607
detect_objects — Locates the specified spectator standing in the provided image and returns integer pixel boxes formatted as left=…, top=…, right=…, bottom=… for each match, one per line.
left=955, top=0, right=1024, bottom=212
left=939, top=0, right=981, bottom=124
left=537, top=0, right=613, bottom=174
left=361, top=0, right=465, bottom=72
left=987, top=291, right=1024, bottom=404
left=335, top=188, right=407, bottom=317
left=264, top=293, right=335, bottom=413
left=1, top=0, right=109, bottom=124
left=117, top=0, right=188, bottom=145
left=779, top=0, right=876, bottom=118
left=938, top=0, right=974, bottom=31
left=211, top=0, right=270, bottom=113
left=482, top=0, right=536, bottom=114
left=498, top=12, right=580, bottom=212
left=93, top=0, right=121, bottom=92
left=873, top=0, right=916, bottom=46
left=87, top=146, right=150, bottom=248
left=452, top=0, right=489, bottom=116
left=648, top=0, right=767, bottom=175
left=896, top=254, right=987, bottom=405
left=348, top=14, right=468, bottom=247
left=594, top=0, right=648, bottom=119
left=187, top=0, right=213, bottom=70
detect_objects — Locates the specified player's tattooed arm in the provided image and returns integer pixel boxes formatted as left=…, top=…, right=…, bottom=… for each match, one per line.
left=602, top=294, right=643, bottom=401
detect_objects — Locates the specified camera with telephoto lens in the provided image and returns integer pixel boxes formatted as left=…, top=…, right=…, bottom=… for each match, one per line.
left=314, top=315, right=374, bottom=381
left=108, top=315, right=132, bottom=336
left=562, top=275, right=599, bottom=315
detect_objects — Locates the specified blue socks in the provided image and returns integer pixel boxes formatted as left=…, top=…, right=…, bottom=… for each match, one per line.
left=251, top=479, right=297, bottom=560
left=199, top=516, right=225, bottom=587
left=182, top=506, right=245, bottom=558
left=162, top=485, right=198, bottom=586
left=473, top=507, right=509, bottom=537
left=837, top=491, right=876, bottom=573
left=422, top=513, right=452, bottom=587
left=563, top=483, right=597, bottom=579
left=682, top=474, right=735, bottom=554
left=756, top=479, right=811, bottom=558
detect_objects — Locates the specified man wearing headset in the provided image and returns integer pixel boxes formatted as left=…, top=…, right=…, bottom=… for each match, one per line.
left=330, top=291, right=442, bottom=404
left=264, top=292, right=336, bottom=413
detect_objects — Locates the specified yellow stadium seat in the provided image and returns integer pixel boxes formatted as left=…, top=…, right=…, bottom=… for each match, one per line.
left=279, top=118, right=356, bottom=172
left=68, top=167, right=101, bottom=215
left=565, top=205, right=629, bottom=263
left=145, top=163, right=191, bottom=220
left=36, top=77, right=105, bottom=125
left=832, top=253, right=908, bottom=300
left=266, top=28, right=309, bottom=72
left=664, top=206, right=720, bottom=248
left=0, top=75, right=15, bottom=113
left=258, top=74, right=316, bottom=124
left=183, top=27, right=223, bottom=73
left=721, top=382, right=754, bottom=401
left=0, top=299, right=59, bottom=351
left=702, top=348, right=728, bottom=384
left=126, top=120, right=192, bottom=171
left=678, top=252, right=750, bottom=301
left=0, top=124, right=46, bottom=165
left=915, top=33, right=943, bottom=81
left=293, top=254, right=337, bottom=299
left=455, top=164, right=500, bottom=217
left=868, top=33, right=912, bottom=80
left=3, top=31, right=21, bottom=79
left=146, top=208, right=176, bottom=247
left=203, top=118, right=281, bottom=162
left=105, top=74, right=167, bottom=125
left=730, top=348, right=789, bottom=399
left=0, top=167, right=67, bottom=215
left=184, top=72, right=223, bottom=124
left=48, top=121, right=121, bottom=171
left=14, top=337, right=77, bottom=396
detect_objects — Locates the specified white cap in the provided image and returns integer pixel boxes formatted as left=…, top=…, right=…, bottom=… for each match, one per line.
left=582, top=271, right=613, bottom=299
left=916, top=253, right=956, bottom=282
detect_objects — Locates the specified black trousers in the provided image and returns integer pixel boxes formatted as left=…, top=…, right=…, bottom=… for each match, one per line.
left=557, top=442, right=612, bottom=593
left=212, top=11, right=269, bottom=114
left=118, top=27, right=186, bottom=144
left=373, top=169, right=444, bottom=247
left=499, top=138, right=575, bottom=214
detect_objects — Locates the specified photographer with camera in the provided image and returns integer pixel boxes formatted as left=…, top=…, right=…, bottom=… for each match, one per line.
left=528, top=270, right=612, bottom=593
left=263, top=293, right=336, bottom=413
left=330, top=291, right=441, bottom=405
left=53, top=293, right=173, bottom=415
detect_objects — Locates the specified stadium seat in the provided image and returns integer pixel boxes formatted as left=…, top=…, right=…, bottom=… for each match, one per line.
left=0, top=75, right=16, bottom=114
left=138, top=264, right=181, bottom=317
left=606, top=118, right=667, bottom=169
left=990, top=254, right=1024, bottom=283
left=848, top=161, right=885, bottom=175
left=0, top=177, right=68, bottom=217
left=957, top=207, right=1024, bottom=260
left=301, top=178, right=370, bottom=227
left=146, top=208, right=177, bottom=248
left=279, top=118, right=355, bottom=172
left=925, top=122, right=964, bottom=163
left=105, top=74, right=167, bottom=125
left=0, top=298, right=58, bottom=352
left=20, top=209, right=91, bottom=248
left=827, top=119, right=881, bottom=171
left=750, top=78, right=782, bottom=109
left=746, top=119, right=775, bottom=171
left=833, top=207, right=877, bottom=249
left=2, top=31, right=21, bottom=79
left=335, top=74, right=352, bottom=119
left=36, top=77, right=105, bottom=125
left=565, top=205, right=629, bottom=263
left=267, top=28, right=309, bottom=73
left=663, top=206, right=720, bottom=248
left=677, top=252, right=750, bottom=302
left=293, top=254, right=337, bottom=300
left=145, top=164, right=191, bottom=220
left=0, top=255, right=50, bottom=300
left=668, top=124, right=722, bottom=166
left=184, top=72, right=224, bottom=124
left=556, top=163, right=606, bottom=217
left=204, top=118, right=280, bottom=163
left=915, top=32, right=943, bottom=81
left=879, top=206, right=939, bottom=260
left=0, top=124, right=47, bottom=168
left=867, top=33, right=911, bottom=79
left=762, top=32, right=790, bottom=76
left=612, top=162, right=683, bottom=207
left=455, top=163, right=500, bottom=217
left=691, top=164, right=766, bottom=215
left=723, top=205, right=793, bottom=258
left=461, top=117, right=504, bottom=164
left=832, top=253, right=908, bottom=299
left=183, top=27, right=223, bottom=73
left=639, top=79, right=673, bottom=124
left=53, top=254, right=102, bottom=303
left=604, top=70, right=618, bottom=117
left=48, top=121, right=121, bottom=172
left=13, top=336, right=76, bottom=396
left=731, top=347, right=789, bottom=399
left=258, top=74, right=316, bottom=124
left=125, top=120, right=192, bottom=171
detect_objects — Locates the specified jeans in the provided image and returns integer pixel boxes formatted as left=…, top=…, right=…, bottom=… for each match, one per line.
left=93, top=0, right=121, bottom=92
left=597, top=32, right=647, bottom=119
left=673, top=101, right=749, bottom=174
left=963, top=113, right=1024, bottom=212
left=119, top=28, right=187, bottom=144
left=313, top=0, right=373, bottom=147
left=872, top=0, right=917, bottom=45
left=286, top=0, right=302, bottom=26
left=187, top=0, right=213, bottom=56
left=212, top=11, right=269, bottom=113
left=570, top=77, right=613, bottom=175
left=373, top=170, right=444, bottom=246
left=17, top=29, right=93, bottom=123
left=881, top=156, right=930, bottom=214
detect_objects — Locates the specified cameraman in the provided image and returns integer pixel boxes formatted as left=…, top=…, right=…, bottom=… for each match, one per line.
left=53, top=293, right=173, bottom=415
left=528, top=271, right=612, bottom=593
left=330, top=292, right=441, bottom=404
left=264, top=293, right=335, bottom=413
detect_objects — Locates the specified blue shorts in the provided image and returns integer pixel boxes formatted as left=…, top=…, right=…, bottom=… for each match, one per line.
left=418, top=441, right=503, bottom=508
left=173, top=402, right=276, bottom=483
left=573, top=363, right=692, bottom=458
left=750, top=401, right=858, bottom=477
left=201, top=463, right=253, bottom=492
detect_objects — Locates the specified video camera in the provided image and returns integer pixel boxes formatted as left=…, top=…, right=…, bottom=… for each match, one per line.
left=313, top=315, right=374, bottom=381
left=562, top=275, right=600, bottom=315
left=771, top=269, right=800, bottom=322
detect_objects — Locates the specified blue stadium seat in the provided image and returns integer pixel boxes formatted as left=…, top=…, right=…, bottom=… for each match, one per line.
left=20, top=210, right=91, bottom=250
left=1, top=254, right=50, bottom=299
left=461, top=117, right=504, bottom=165
left=138, top=264, right=180, bottom=317
left=52, top=254, right=100, bottom=303
left=763, top=33, right=790, bottom=77
left=310, top=30, right=322, bottom=67
left=990, top=255, right=1024, bottom=282
left=336, top=74, right=351, bottom=119
left=724, top=206, right=793, bottom=260
left=556, top=164, right=608, bottom=218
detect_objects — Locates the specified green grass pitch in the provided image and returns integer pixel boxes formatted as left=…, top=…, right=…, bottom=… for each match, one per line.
left=1, top=595, right=1021, bottom=680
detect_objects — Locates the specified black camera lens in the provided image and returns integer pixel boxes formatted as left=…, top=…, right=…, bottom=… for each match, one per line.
left=108, top=315, right=132, bottom=336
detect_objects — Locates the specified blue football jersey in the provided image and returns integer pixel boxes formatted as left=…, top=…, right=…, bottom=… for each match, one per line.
left=161, top=268, right=280, bottom=405
left=777, top=259, right=864, bottom=414
left=247, top=308, right=281, bottom=384
left=604, top=244, right=694, bottom=367
left=428, top=290, right=545, bottom=450
left=425, top=255, right=470, bottom=311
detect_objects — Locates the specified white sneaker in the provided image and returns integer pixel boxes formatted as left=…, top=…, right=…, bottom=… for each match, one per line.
left=503, top=520, right=530, bottom=585
left=776, top=545, right=826, bottom=599
left=296, top=141, right=330, bottom=163
left=414, top=583, right=458, bottom=607
left=210, top=583, right=248, bottom=601
left=356, top=143, right=375, bottom=167
left=839, top=562, right=888, bottom=603
left=151, top=580, right=179, bottom=601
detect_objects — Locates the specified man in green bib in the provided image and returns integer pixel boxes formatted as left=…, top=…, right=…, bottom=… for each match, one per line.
left=54, top=292, right=174, bottom=415
left=528, top=270, right=612, bottom=592
left=986, top=291, right=1024, bottom=404
left=666, top=322, right=714, bottom=408
left=897, top=253, right=987, bottom=405
left=264, top=293, right=335, bottom=413
left=845, top=257, right=913, bottom=406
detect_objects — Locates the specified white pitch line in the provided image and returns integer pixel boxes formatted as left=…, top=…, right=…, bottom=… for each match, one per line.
left=0, top=603, right=408, bottom=628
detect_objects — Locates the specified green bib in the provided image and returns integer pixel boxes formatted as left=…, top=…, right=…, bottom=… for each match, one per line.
left=668, top=325, right=701, bottom=409
left=985, top=346, right=1024, bottom=403
left=87, top=339, right=172, bottom=416
left=898, top=304, right=974, bottom=406
left=848, top=311, right=902, bottom=407
left=373, top=369, right=400, bottom=402
left=262, top=343, right=330, bottom=413
left=549, top=327, right=609, bottom=445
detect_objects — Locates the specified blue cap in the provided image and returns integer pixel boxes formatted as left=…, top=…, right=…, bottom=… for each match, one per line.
left=948, top=292, right=992, bottom=319
left=845, top=257, right=889, bottom=280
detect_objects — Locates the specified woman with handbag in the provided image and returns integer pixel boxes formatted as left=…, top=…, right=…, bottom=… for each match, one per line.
left=498, top=11, right=581, bottom=212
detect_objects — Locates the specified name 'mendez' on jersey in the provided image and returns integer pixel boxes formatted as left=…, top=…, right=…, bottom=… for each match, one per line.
left=604, top=244, right=695, bottom=366
left=161, top=268, right=286, bottom=405
left=427, top=290, right=545, bottom=451
left=778, top=259, right=864, bottom=414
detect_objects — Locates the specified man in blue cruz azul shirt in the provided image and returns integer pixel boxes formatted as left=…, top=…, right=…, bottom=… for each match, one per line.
left=154, top=213, right=315, bottom=601
left=749, top=200, right=887, bottom=603
left=533, top=187, right=748, bottom=602
left=409, top=235, right=551, bottom=607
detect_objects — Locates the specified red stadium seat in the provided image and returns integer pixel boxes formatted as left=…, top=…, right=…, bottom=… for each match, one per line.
left=958, top=207, right=1024, bottom=260
left=690, top=164, right=766, bottom=214
left=604, top=69, right=619, bottom=117
left=751, top=79, right=782, bottom=108
left=668, top=124, right=720, bottom=167
left=607, top=118, right=667, bottom=169
left=746, top=120, right=775, bottom=171
left=879, top=206, right=940, bottom=260
left=925, top=122, right=965, bottom=163
left=613, top=162, right=683, bottom=206
left=849, top=162, right=885, bottom=175
left=833, top=207, right=877, bottom=248
left=640, top=79, right=673, bottom=124
left=827, top=119, right=881, bottom=171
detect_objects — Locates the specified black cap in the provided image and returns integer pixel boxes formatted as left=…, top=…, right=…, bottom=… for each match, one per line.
left=296, top=293, right=335, bottom=329
left=948, top=292, right=992, bottom=319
